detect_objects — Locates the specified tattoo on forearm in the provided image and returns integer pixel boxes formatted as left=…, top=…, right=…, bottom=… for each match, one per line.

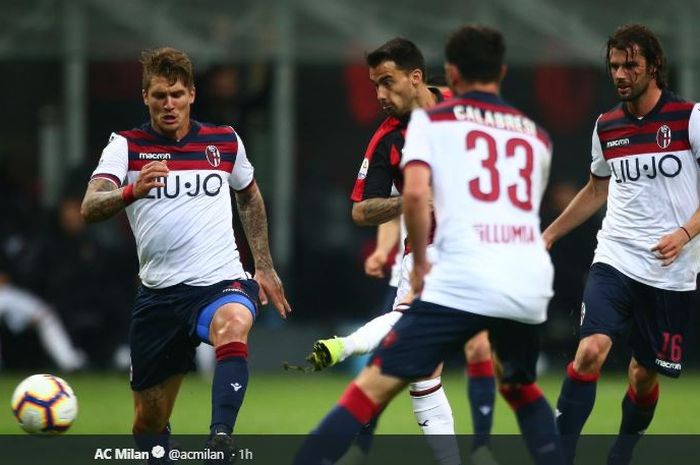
left=236, top=185, right=274, bottom=269
left=81, top=179, right=124, bottom=223
left=359, top=197, right=402, bottom=225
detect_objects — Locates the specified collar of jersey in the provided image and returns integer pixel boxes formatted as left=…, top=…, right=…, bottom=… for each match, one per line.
left=457, top=90, right=507, bottom=105
left=621, top=89, right=668, bottom=125
left=144, top=119, right=202, bottom=145
left=428, top=86, right=445, bottom=103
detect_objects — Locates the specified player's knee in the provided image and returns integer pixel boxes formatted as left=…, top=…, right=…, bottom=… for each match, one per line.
left=465, top=331, right=491, bottom=362
left=355, top=365, right=404, bottom=406
left=210, top=304, right=253, bottom=345
left=499, top=382, right=543, bottom=411
left=133, top=405, right=169, bottom=434
left=574, top=335, right=611, bottom=374
left=628, top=359, right=657, bottom=391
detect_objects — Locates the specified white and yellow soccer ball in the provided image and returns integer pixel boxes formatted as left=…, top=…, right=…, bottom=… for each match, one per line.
left=10, top=374, right=78, bottom=434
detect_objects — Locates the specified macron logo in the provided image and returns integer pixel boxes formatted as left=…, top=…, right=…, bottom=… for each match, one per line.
left=605, top=138, right=630, bottom=149
left=139, top=152, right=171, bottom=160
left=231, top=382, right=243, bottom=391
left=654, top=359, right=681, bottom=371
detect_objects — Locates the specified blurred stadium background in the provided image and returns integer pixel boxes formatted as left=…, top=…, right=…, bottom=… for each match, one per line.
left=1, top=0, right=699, bottom=434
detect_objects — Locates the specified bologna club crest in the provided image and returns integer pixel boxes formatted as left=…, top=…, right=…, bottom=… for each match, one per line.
left=205, top=145, right=221, bottom=167
left=656, top=125, right=672, bottom=149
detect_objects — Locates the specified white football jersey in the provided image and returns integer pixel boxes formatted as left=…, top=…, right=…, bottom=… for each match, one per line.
left=91, top=122, right=253, bottom=288
left=402, top=91, right=554, bottom=324
left=590, top=92, right=700, bottom=290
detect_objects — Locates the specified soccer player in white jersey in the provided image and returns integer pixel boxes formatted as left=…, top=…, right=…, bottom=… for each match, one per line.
left=306, top=37, right=498, bottom=465
left=293, top=25, right=563, bottom=465
left=81, top=48, right=290, bottom=464
left=542, top=24, right=700, bottom=465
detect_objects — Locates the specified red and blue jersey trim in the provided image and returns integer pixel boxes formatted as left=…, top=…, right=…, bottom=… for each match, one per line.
left=121, top=121, right=239, bottom=172
left=597, top=91, right=694, bottom=160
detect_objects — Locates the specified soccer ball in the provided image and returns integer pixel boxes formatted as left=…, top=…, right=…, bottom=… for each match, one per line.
left=10, top=374, right=78, bottom=434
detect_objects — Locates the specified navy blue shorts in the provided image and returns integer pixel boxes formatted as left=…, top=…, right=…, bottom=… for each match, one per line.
left=129, top=279, right=260, bottom=391
left=378, top=285, right=399, bottom=314
left=581, top=263, right=693, bottom=378
left=370, top=300, right=541, bottom=384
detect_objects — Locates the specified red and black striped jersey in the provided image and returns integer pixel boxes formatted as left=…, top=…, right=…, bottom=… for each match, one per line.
left=350, top=87, right=447, bottom=202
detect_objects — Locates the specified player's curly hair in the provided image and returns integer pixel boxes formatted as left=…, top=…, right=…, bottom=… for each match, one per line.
left=606, top=24, right=667, bottom=89
left=445, top=25, right=505, bottom=83
left=140, top=47, right=194, bottom=90
left=366, top=38, right=426, bottom=81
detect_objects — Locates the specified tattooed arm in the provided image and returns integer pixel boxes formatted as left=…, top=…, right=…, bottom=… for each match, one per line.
left=235, top=180, right=274, bottom=269
left=235, top=180, right=291, bottom=318
left=81, top=179, right=124, bottom=223
left=351, top=196, right=403, bottom=226
left=81, top=161, right=169, bottom=223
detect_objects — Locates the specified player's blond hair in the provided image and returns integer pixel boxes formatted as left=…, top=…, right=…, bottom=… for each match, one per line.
left=140, top=47, right=194, bottom=91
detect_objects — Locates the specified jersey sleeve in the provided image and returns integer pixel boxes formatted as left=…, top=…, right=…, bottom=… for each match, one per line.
left=351, top=137, right=399, bottom=201
left=91, top=133, right=128, bottom=187
left=589, top=117, right=611, bottom=178
left=688, top=103, right=700, bottom=160
left=401, top=109, right=432, bottom=169
left=229, top=132, right=255, bottom=191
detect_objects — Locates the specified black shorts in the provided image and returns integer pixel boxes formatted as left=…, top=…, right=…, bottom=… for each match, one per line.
left=370, top=300, right=541, bottom=385
left=581, top=263, right=694, bottom=378
left=129, top=279, right=260, bottom=391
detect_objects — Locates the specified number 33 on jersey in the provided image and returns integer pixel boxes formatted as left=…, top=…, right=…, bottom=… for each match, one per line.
left=401, top=91, right=553, bottom=324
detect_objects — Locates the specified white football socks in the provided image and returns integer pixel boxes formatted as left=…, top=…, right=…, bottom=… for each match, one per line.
left=410, top=377, right=461, bottom=465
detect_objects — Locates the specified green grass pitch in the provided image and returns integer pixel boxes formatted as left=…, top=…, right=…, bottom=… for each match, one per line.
left=2, top=369, right=699, bottom=434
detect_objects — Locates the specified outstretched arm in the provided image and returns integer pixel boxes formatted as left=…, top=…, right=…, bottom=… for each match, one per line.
left=235, top=180, right=291, bottom=318
left=351, top=197, right=402, bottom=226
left=81, top=161, right=169, bottom=223
left=542, top=174, right=609, bottom=249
